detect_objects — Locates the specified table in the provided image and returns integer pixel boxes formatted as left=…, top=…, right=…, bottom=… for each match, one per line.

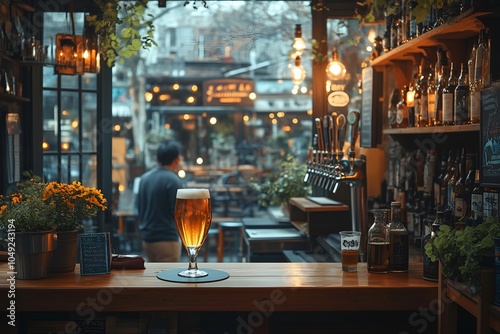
left=0, top=262, right=438, bottom=333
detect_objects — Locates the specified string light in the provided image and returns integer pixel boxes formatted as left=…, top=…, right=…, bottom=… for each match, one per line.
left=326, top=48, right=346, bottom=81
left=292, top=24, right=306, bottom=56
left=291, top=56, right=306, bottom=85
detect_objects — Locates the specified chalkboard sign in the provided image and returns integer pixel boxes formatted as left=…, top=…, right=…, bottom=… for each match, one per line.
left=360, top=67, right=382, bottom=148
left=79, top=232, right=111, bottom=276
left=480, top=84, right=500, bottom=187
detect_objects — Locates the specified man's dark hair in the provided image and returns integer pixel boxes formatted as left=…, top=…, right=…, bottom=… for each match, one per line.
left=157, top=140, right=182, bottom=166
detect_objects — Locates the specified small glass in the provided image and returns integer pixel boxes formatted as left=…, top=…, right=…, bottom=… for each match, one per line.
left=339, top=231, right=361, bottom=272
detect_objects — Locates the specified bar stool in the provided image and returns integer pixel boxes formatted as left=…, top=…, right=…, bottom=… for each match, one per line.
left=202, top=226, right=219, bottom=262
left=217, top=221, right=243, bottom=262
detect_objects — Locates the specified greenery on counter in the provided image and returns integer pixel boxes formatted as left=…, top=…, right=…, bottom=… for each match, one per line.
left=249, top=155, right=311, bottom=208
left=425, top=215, right=500, bottom=294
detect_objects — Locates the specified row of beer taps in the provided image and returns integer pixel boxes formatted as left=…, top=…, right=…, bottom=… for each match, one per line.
left=303, top=110, right=364, bottom=193
left=304, top=110, right=369, bottom=259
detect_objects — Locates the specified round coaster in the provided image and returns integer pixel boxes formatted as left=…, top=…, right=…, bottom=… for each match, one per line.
left=157, top=268, right=230, bottom=283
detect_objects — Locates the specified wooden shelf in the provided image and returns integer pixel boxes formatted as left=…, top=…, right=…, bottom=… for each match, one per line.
left=371, top=10, right=489, bottom=67
left=383, top=123, right=479, bottom=135
left=439, top=268, right=499, bottom=333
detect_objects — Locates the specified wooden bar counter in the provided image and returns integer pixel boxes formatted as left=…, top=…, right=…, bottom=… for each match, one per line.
left=0, top=262, right=438, bottom=333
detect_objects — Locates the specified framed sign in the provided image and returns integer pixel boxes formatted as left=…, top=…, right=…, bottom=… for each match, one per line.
left=480, top=84, right=500, bottom=187
left=79, top=232, right=112, bottom=276
left=360, top=67, right=383, bottom=148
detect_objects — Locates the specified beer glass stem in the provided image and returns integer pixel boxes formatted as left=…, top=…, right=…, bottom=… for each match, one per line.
left=187, top=247, right=199, bottom=271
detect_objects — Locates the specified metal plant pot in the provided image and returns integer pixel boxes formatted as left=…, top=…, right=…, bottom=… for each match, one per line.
left=15, top=230, right=56, bottom=279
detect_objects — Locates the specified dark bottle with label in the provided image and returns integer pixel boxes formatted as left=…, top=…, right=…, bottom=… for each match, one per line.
left=388, top=201, right=409, bottom=272
left=453, top=151, right=470, bottom=229
left=367, top=209, right=390, bottom=273
left=454, top=63, right=469, bottom=125
left=440, top=150, right=454, bottom=211
left=422, top=211, right=443, bottom=281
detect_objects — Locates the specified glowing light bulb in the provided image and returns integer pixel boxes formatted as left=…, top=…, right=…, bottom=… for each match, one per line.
left=291, top=56, right=306, bottom=85
left=326, top=48, right=346, bottom=81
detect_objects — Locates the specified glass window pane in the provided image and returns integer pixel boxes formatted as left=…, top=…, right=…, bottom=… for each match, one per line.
left=82, top=92, right=97, bottom=152
left=83, top=154, right=97, bottom=187
left=43, top=155, right=59, bottom=182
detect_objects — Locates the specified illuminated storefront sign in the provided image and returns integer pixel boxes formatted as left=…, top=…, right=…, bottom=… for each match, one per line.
left=203, top=79, right=254, bottom=107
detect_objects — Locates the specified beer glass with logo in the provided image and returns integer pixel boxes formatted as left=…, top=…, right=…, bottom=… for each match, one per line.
left=175, top=188, right=212, bottom=278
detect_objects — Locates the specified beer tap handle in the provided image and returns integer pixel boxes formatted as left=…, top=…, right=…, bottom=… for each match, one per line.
left=315, top=117, right=324, bottom=152
left=328, top=114, right=336, bottom=158
left=347, top=111, right=359, bottom=154
left=347, top=111, right=360, bottom=172
left=323, top=116, right=330, bottom=154
left=336, top=114, right=346, bottom=159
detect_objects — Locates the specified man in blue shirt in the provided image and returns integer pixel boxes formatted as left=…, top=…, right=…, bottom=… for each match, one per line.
left=138, top=140, right=183, bottom=262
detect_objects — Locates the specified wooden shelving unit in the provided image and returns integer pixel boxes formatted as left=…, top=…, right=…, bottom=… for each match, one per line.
left=438, top=268, right=500, bottom=333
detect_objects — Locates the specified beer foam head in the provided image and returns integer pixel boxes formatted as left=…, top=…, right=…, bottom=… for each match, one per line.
left=176, top=188, right=210, bottom=199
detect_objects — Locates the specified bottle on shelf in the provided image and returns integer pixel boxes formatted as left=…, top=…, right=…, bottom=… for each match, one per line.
left=475, top=28, right=490, bottom=90
left=396, top=85, right=409, bottom=128
left=440, top=150, right=454, bottom=212
left=423, top=148, right=436, bottom=201
left=453, top=151, right=471, bottom=229
left=454, top=63, right=469, bottom=125
left=388, top=88, right=400, bottom=129
left=407, top=81, right=416, bottom=127
left=422, top=211, right=444, bottom=281
left=447, top=149, right=462, bottom=213
left=388, top=201, right=409, bottom=272
left=367, top=209, right=390, bottom=273
left=469, top=36, right=480, bottom=124
left=434, top=49, right=449, bottom=126
left=470, top=167, right=483, bottom=227
left=442, top=62, right=457, bottom=126
left=427, top=62, right=436, bottom=126
left=417, top=61, right=428, bottom=127
left=463, top=154, right=476, bottom=226
left=433, top=152, right=447, bottom=212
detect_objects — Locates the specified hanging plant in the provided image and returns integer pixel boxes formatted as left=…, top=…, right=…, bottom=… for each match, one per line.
left=86, top=0, right=210, bottom=68
left=87, top=0, right=156, bottom=67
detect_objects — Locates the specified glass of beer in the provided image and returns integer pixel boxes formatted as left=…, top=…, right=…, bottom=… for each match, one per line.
left=175, top=188, right=212, bottom=278
left=339, top=231, right=361, bottom=272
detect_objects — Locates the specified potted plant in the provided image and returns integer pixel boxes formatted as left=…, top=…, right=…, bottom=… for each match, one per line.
left=43, top=180, right=108, bottom=273
left=0, top=179, right=57, bottom=279
left=425, top=215, right=500, bottom=294
left=249, top=155, right=311, bottom=215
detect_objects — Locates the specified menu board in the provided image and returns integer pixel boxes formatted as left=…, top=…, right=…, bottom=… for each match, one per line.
left=79, top=232, right=111, bottom=276
left=360, top=67, right=382, bottom=148
left=480, top=84, right=500, bottom=187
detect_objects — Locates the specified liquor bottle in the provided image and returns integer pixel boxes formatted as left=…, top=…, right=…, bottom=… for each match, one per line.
left=454, top=63, right=469, bottom=125
left=423, top=149, right=436, bottom=198
left=434, top=152, right=447, bottom=212
left=434, top=58, right=449, bottom=126
left=427, top=63, right=436, bottom=126
left=417, top=62, right=428, bottom=127
left=442, top=62, right=457, bottom=126
left=367, top=209, right=390, bottom=273
left=463, top=154, right=476, bottom=225
left=388, top=88, right=400, bottom=128
left=423, top=211, right=443, bottom=282
left=475, top=28, right=490, bottom=90
left=388, top=201, right=409, bottom=272
left=453, top=151, right=470, bottom=229
left=407, top=81, right=416, bottom=127
left=440, top=150, right=454, bottom=211
left=469, top=39, right=480, bottom=124
left=396, top=85, right=408, bottom=128
left=447, top=149, right=462, bottom=212
left=470, top=169, right=483, bottom=226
